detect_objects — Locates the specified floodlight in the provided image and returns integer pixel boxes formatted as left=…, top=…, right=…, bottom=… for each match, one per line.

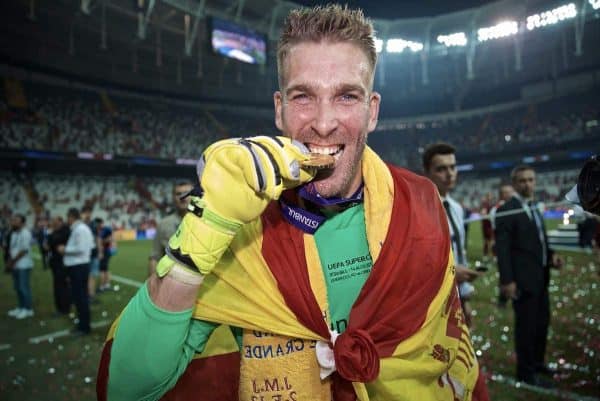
left=477, top=21, right=518, bottom=42
left=590, top=0, right=600, bottom=10
left=437, top=32, right=468, bottom=47
left=526, top=3, right=577, bottom=31
left=386, top=38, right=423, bottom=53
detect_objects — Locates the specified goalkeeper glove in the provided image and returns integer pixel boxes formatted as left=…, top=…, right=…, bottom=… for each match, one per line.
left=157, top=136, right=316, bottom=279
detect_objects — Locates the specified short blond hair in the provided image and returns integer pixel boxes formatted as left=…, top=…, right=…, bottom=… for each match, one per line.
left=277, top=4, right=377, bottom=89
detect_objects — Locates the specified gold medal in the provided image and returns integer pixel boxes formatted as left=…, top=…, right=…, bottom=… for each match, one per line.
left=300, top=153, right=335, bottom=169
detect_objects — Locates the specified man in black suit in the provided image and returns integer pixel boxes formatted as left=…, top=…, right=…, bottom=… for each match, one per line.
left=495, top=164, right=563, bottom=387
left=47, top=216, right=71, bottom=315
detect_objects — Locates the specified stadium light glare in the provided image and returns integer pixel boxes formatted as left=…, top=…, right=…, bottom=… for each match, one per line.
left=590, top=0, right=600, bottom=10
left=374, top=37, right=383, bottom=53
left=477, top=21, right=518, bottom=42
left=386, top=38, right=424, bottom=53
left=437, top=32, right=468, bottom=47
left=526, top=3, right=577, bottom=31
left=504, top=134, right=512, bottom=142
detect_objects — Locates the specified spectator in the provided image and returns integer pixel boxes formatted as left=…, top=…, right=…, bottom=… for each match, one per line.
left=81, top=205, right=101, bottom=301
left=6, top=214, right=35, bottom=319
left=47, top=215, right=71, bottom=315
left=96, top=217, right=114, bottom=292
left=495, top=164, right=564, bottom=388
left=422, top=143, right=481, bottom=327
left=59, top=207, right=95, bottom=335
left=148, top=181, right=193, bottom=277
left=490, top=181, right=515, bottom=308
left=480, top=192, right=494, bottom=260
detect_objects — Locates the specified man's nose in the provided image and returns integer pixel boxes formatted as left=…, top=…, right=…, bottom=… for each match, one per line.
left=312, top=100, right=339, bottom=137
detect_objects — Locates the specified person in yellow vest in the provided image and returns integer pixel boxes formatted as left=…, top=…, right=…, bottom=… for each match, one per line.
left=98, top=5, right=488, bottom=401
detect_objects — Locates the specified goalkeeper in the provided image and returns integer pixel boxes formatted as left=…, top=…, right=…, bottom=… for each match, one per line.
left=98, top=4, right=488, bottom=401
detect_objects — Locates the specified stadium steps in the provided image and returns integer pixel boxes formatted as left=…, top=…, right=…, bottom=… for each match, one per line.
left=3, top=77, right=28, bottom=109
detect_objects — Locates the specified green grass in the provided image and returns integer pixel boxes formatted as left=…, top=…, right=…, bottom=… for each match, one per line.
left=0, top=226, right=598, bottom=401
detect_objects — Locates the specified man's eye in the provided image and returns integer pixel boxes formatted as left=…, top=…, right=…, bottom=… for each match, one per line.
left=340, top=94, right=359, bottom=102
left=292, top=94, right=309, bottom=102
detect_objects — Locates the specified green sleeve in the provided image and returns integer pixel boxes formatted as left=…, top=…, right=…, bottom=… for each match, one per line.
left=107, top=282, right=219, bottom=401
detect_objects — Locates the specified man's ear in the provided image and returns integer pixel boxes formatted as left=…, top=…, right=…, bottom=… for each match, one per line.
left=367, top=92, right=381, bottom=133
left=274, top=91, right=284, bottom=131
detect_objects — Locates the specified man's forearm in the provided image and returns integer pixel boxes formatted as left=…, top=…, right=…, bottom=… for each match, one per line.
left=147, top=272, right=202, bottom=312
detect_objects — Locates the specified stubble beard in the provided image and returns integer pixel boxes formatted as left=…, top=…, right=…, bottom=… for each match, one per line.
left=312, top=139, right=365, bottom=198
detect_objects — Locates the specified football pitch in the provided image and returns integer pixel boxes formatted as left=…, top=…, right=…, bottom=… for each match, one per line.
left=1, top=225, right=598, bottom=401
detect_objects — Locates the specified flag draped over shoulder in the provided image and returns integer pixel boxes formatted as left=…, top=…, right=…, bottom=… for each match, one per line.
left=97, top=147, right=485, bottom=401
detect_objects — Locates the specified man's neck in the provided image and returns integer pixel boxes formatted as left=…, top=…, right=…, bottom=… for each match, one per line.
left=515, top=193, right=534, bottom=202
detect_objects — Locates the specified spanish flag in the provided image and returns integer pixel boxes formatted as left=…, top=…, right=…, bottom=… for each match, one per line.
left=98, top=147, right=488, bottom=401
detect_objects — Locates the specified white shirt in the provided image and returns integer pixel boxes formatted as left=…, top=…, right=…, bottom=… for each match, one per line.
left=63, top=220, right=95, bottom=267
left=9, top=227, right=34, bottom=270
left=442, top=195, right=467, bottom=266
left=442, top=195, right=474, bottom=299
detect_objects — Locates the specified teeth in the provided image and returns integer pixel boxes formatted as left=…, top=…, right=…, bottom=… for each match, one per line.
left=306, top=144, right=341, bottom=155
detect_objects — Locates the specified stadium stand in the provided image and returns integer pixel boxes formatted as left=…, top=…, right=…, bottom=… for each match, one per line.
left=0, top=80, right=273, bottom=159
left=371, top=88, right=600, bottom=170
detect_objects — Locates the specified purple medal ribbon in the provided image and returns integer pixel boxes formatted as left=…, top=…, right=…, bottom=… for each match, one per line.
left=280, top=199, right=326, bottom=234
left=298, top=182, right=364, bottom=207
left=279, top=183, right=364, bottom=234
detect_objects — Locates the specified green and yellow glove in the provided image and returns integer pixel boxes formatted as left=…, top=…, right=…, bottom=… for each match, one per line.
left=156, top=136, right=316, bottom=280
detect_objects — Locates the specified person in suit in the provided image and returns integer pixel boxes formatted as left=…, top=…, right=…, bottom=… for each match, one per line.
left=46, top=216, right=71, bottom=315
left=495, top=164, right=563, bottom=388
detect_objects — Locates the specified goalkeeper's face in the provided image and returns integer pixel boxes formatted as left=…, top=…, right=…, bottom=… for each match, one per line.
left=274, top=41, right=380, bottom=198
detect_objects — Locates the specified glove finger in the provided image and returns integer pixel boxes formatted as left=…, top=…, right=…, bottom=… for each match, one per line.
left=199, top=139, right=265, bottom=196
left=197, top=138, right=241, bottom=181
left=239, top=138, right=275, bottom=195
left=248, top=136, right=316, bottom=185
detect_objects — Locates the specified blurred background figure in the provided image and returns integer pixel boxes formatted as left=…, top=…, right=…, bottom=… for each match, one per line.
left=95, top=217, right=114, bottom=292
left=490, top=182, right=515, bottom=231
left=6, top=214, right=35, bottom=319
left=577, top=215, right=598, bottom=252
left=2, top=214, right=13, bottom=271
left=60, top=207, right=95, bottom=335
left=46, top=215, right=71, bottom=316
left=495, top=165, right=564, bottom=388
left=480, top=192, right=494, bottom=261
left=81, top=205, right=101, bottom=302
left=34, top=216, right=49, bottom=270
left=491, top=181, right=515, bottom=308
left=148, top=181, right=193, bottom=277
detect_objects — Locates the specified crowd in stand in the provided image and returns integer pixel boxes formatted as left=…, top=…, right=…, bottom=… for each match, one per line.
left=1, top=81, right=598, bottom=164
left=372, top=89, right=600, bottom=171
left=0, top=83, right=273, bottom=159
